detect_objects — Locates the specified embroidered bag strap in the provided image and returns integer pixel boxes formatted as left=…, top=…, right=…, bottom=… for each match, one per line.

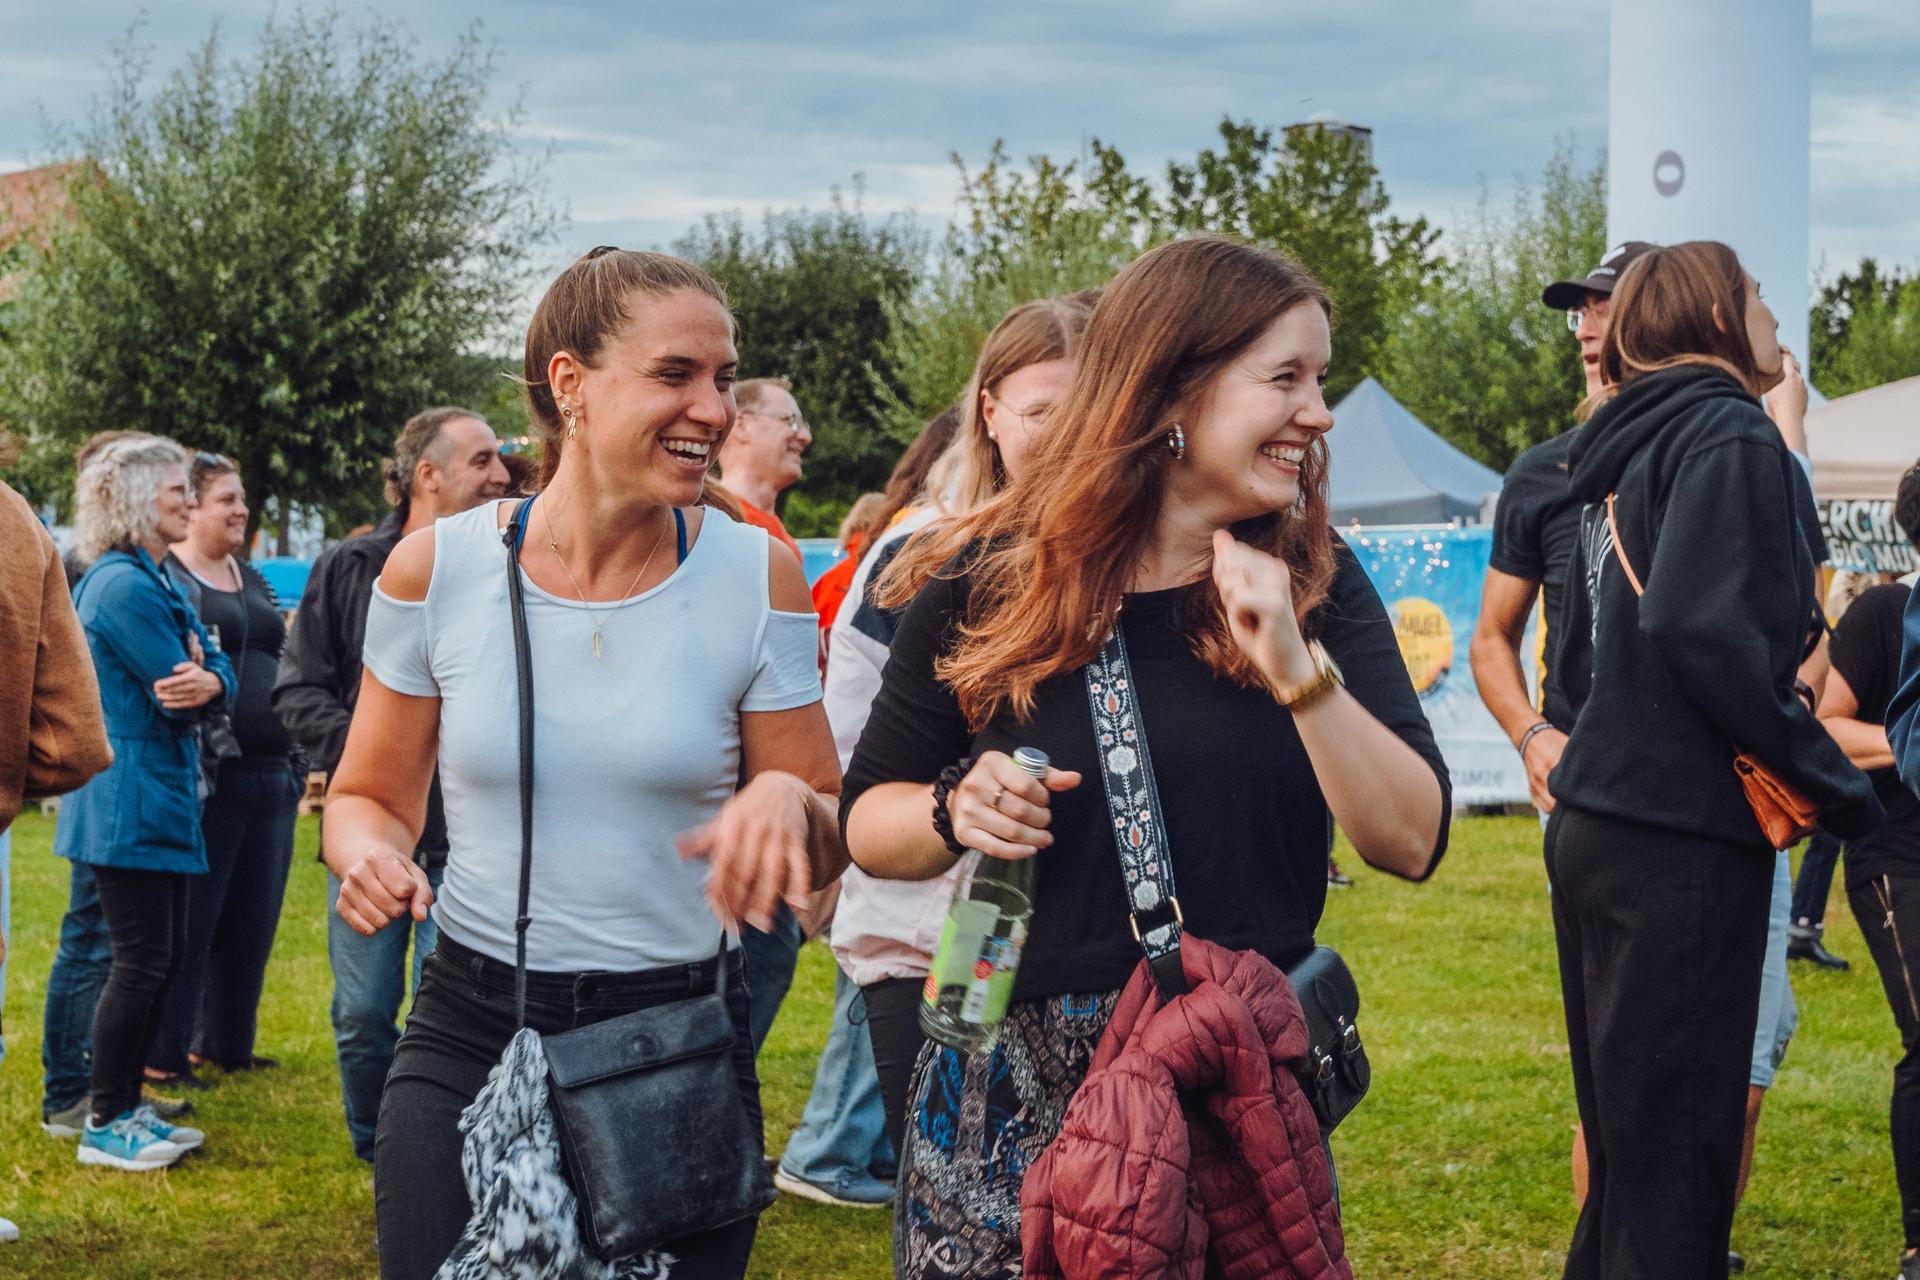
left=1084, top=626, right=1189, bottom=1000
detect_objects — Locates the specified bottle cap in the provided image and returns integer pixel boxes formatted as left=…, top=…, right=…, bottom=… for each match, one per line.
left=1011, top=747, right=1050, bottom=777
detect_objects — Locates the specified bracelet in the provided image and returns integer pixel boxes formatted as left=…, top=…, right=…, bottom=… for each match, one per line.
left=1517, top=721, right=1556, bottom=760
left=930, top=756, right=977, bottom=858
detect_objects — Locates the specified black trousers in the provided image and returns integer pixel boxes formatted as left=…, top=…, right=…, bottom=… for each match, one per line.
left=1849, top=870, right=1920, bottom=1250
left=860, top=975, right=929, bottom=1156
left=1789, top=830, right=1844, bottom=929
left=1546, top=806, right=1772, bottom=1280
left=150, top=760, right=299, bottom=1072
left=89, top=865, right=191, bottom=1122
left=374, top=935, right=764, bottom=1280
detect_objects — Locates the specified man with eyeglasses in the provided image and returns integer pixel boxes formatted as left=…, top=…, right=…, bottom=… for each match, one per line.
left=716, top=376, right=810, bottom=564
left=1469, top=238, right=1654, bottom=1213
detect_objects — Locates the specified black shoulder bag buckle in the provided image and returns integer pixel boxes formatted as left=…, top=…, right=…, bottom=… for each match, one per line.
left=1084, top=626, right=1371, bottom=1134
left=501, top=497, right=774, bottom=1260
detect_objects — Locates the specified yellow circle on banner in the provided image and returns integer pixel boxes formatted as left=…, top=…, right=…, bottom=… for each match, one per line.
left=1392, top=596, right=1453, bottom=696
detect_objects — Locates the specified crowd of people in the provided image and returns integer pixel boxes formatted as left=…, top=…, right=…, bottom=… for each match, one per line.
left=0, top=229, right=1918, bottom=1280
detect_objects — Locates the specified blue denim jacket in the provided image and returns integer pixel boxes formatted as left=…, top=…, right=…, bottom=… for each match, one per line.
left=1892, top=584, right=1920, bottom=799
left=53, top=548, right=236, bottom=874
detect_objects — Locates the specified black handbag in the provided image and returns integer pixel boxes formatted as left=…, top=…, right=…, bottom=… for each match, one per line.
left=1084, top=625, right=1370, bottom=1134
left=502, top=497, right=775, bottom=1260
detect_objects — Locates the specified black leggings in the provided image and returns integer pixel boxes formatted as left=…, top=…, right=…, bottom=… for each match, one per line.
left=374, top=935, right=764, bottom=1280
left=1546, top=806, right=1772, bottom=1280
left=1849, top=871, right=1920, bottom=1250
left=89, top=866, right=190, bottom=1122
left=860, top=975, right=929, bottom=1156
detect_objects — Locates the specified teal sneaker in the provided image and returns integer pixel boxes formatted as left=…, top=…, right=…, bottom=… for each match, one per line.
left=130, top=1104, right=203, bottom=1151
left=77, top=1111, right=184, bottom=1171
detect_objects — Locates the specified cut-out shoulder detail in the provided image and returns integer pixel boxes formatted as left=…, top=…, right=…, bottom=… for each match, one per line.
left=379, top=526, right=437, bottom=602
left=767, top=536, right=814, bottom=614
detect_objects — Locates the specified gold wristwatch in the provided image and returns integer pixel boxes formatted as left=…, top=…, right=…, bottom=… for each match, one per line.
left=1272, top=640, right=1343, bottom=711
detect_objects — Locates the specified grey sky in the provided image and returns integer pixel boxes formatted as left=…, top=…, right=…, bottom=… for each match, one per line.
left=1, top=0, right=1913, bottom=288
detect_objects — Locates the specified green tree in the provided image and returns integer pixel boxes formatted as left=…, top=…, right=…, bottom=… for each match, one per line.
left=1163, top=120, right=1443, bottom=401
left=0, top=12, right=555, bottom=539
left=880, top=139, right=1156, bottom=444
left=1380, top=141, right=1608, bottom=470
left=1811, top=259, right=1920, bottom=398
left=678, top=189, right=924, bottom=534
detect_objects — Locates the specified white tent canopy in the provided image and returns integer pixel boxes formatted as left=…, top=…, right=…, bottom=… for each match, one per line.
left=1327, top=378, right=1502, bottom=526
left=1804, top=375, right=1920, bottom=574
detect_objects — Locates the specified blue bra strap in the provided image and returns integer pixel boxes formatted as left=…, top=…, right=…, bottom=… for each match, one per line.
left=674, top=507, right=688, bottom=565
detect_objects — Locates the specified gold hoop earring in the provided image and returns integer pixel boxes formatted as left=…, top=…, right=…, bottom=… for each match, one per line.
left=1166, top=423, right=1186, bottom=460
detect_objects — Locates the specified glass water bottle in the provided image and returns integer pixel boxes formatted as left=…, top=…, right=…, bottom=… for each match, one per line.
left=920, top=747, right=1049, bottom=1054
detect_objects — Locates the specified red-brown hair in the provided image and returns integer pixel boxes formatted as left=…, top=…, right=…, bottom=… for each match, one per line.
left=880, top=235, right=1338, bottom=728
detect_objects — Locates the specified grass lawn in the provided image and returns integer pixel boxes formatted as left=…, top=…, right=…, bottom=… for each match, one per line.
left=0, top=812, right=1901, bottom=1278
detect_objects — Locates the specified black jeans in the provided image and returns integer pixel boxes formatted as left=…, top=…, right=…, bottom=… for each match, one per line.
left=1789, top=830, right=1844, bottom=929
left=1849, top=871, right=1920, bottom=1249
left=1546, top=806, right=1772, bottom=1280
left=374, top=935, right=764, bottom=1280
left=150, top=760, right=299, bottom=1072
left=89, top=865, right=191, bottom=1122
left=860, top=975, right=928, bottom=1156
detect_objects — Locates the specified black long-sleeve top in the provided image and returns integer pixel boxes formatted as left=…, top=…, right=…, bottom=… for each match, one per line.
left=272, top=512, right=447, bottom=867
left=1549, top=365, right=1883, bottom=844
left=841, top=542, right=1452, bottom=1001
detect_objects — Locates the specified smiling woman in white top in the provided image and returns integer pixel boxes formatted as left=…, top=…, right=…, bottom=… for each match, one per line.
left=320, top=248, right=847, bottom=1280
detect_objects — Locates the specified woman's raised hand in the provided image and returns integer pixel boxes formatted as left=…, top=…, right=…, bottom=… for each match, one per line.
left=333, top=840, right=435, bottom=936
left=1212, top=529, right=1316, bottom=691
left=678, top=771, right=816, bottom=932
left=949, top=751, right=1081, bottom=861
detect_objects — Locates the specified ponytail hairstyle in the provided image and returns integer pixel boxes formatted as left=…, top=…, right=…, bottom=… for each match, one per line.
left=521, top=247, right=731, bottom=491
left=880, top=235, right=1337, bottom=729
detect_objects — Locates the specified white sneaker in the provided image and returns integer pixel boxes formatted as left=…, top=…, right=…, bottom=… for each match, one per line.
left=0, top=1217, right=17, bottom=1243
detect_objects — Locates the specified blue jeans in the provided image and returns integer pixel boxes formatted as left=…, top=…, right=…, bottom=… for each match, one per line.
left=740, top=904, right=803, bottom=1057
left=41, top=860, right=114, bottom=1115
left=1790, top=830, right=1844, bottom=929
left=328, top=865, right=441, bottom=1161
left=778, top=963, right=895, bottom=1190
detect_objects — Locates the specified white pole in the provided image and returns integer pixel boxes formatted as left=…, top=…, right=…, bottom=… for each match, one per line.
left=1607, top=0, right=1812, bottom=363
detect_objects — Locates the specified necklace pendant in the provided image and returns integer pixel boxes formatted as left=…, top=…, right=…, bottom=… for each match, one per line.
left=592, top=630, right=603, bottom=659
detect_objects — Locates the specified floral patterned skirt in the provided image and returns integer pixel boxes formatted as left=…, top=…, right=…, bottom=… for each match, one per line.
left=892, top=991, right=1121, bottom=1280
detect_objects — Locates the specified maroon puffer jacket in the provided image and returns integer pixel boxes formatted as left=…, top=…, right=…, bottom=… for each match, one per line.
left=1020, top=936, right=1350, bottom=1280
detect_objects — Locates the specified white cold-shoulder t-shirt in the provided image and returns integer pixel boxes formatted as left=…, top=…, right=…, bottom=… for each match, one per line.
left=361, top=500, right=821, bottom=971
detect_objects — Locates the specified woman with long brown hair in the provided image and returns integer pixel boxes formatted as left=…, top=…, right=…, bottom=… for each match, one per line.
left=1548, top=240, right=1881, bottom=1278
left=840, top=237, right=1449, bottom=1276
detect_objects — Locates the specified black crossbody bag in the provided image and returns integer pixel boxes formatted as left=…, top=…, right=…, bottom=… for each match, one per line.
left=502, top=497, right=774, bottom=1259
left=1084, top=627, right=1371, bottom=1134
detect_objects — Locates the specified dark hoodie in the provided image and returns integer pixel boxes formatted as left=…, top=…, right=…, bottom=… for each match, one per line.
left=1548, top=364, right=1883, bottom=845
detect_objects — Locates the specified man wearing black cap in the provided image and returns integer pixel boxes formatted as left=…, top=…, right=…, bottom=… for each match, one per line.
left=1473, top=241, right=1656, bottom=821
left=1470, top=239, right=1656, bottom=1208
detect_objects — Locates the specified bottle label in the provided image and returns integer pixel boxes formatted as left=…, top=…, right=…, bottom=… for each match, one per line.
left=958, top=921, right=1026, bottom=1026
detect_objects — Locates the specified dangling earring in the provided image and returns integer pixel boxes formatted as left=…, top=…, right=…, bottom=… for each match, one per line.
left=1165, top=423, right=1186, bottom=460
left=562, top=402, right=578, bottom=442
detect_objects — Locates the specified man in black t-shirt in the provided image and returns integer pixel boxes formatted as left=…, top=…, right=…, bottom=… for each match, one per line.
left=1825, top=461, right=1920, bottom=1280
left=1472, top=241, right=1655, bottom=814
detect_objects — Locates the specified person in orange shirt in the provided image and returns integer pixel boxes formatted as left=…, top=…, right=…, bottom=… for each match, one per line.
left=715, top=376, right=809, bottom=565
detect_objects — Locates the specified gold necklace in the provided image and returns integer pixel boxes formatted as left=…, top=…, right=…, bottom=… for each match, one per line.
left=540, top=502, right=672, bottom=659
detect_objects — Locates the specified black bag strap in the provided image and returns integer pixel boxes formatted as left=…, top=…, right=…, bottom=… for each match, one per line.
left=503, top=497, right=539, bottom=1028
left=1084, top=627, right=1188, bottom=1000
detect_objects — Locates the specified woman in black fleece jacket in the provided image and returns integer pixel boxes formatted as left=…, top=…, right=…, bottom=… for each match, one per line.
left=1545, top=241, right=1882, bottom=1280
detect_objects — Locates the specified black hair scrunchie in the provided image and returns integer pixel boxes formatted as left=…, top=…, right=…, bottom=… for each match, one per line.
left=930, top=755, right=978, bottom=858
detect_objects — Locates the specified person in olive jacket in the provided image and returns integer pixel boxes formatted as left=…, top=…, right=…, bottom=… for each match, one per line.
left=55, top=437, right=234, bottom=1172
left=1547, top=242, right=1882, bottom=1280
